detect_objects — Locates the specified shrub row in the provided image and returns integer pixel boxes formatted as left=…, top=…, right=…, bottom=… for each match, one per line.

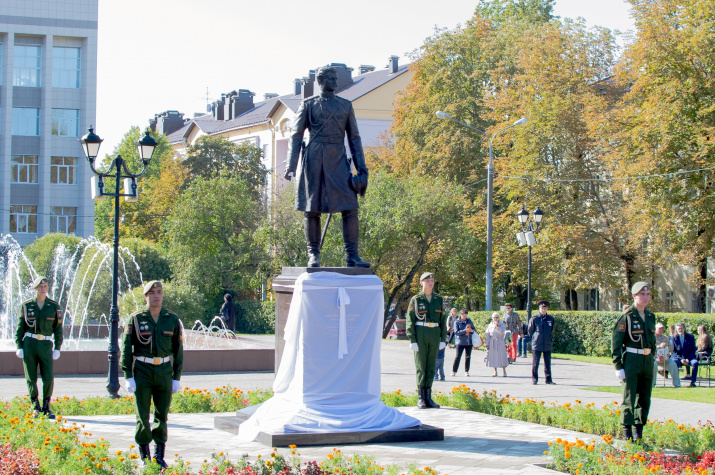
left=466, top=310, right=715, bottom=357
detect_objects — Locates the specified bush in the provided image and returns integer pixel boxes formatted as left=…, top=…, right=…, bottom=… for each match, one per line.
left=236, top=300, right=275, bottom=334
left=22, top=233, right=83, bottom=282
left=466, top=310, right=715, bottom=357
left=119, top=238, right=172, bottom=282
left=119, top=281, right=208, bottom=329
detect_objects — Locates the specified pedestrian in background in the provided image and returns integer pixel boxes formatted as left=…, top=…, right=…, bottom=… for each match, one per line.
left=502, top=303, right=522, bottom=362
left=485, top=312, right=509, bottom=377
left=434, top=344, right=446, bottom=381
left=451, top=309, right=474, bottom=376
left=518, top=321, right=532, bottom=357
left=529, top=300, right=555, bottom=385
left=15, top=276, right=63, bottom=419
left=220, top=294, right=237, bottom=332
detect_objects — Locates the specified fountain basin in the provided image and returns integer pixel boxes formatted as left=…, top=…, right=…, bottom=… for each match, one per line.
left=0, top=334, right=275, bottom=375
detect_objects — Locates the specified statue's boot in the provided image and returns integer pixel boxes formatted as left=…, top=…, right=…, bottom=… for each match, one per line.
left=305, top=213, right=321, bottom=267
left=342, top=209, right=370, bottom=267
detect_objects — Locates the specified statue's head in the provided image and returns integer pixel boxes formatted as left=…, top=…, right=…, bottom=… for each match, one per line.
left=316, top=66, right=338, bottom=87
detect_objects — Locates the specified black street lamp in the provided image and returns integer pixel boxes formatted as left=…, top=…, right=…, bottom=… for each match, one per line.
left=516, top=206, right=544, bottom=320
left=435, top=111, right=527, bottom=310
left=79, top=127, right=157, bottom=398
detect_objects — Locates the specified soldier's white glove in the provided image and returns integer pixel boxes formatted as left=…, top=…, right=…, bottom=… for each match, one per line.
left=410, top=342, right=419, bottom=352
left=172, top=380, right=181, bottom=394
left=15, top=349, right=23, bottom=359
left=125, top=378, right=136, bottom=393
left=439, top=342, right=446, bottom=350
left=615, top=369, right=626, bottom=381
left=52, top=350, right=61, bottom=360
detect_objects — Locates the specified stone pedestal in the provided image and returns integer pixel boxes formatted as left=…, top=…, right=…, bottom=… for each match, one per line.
left=271, top=267, right=374, bottom=374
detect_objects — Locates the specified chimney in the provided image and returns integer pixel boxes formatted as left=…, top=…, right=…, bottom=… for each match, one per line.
left=326, top=63, right=353, bottom=91
left=225, top=91, right=237, bottom=120
left=294, top=78, right=302, bottom=96
left=359, top=64, right=375, bottom=74
left=232, top=89, right=255, bottom=118
left=213, top=96, right=225, bottom=121
left=264, top=93, right=279, bottom=100
left=153, top=110, right=185, bottom=136
left=388, top=55, right=399, bottom=74
left=302, top=70, right=315, bottom=98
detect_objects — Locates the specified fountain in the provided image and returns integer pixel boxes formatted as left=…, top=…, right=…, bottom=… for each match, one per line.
left=0, top=234, right=274, bottom=376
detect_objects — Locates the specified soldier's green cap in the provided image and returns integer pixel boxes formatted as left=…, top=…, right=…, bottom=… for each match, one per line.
left=33, top=276, right=48, bottom=289
left=631, top=282, right=649, bottom=295
left=143, top=280, right=163, bottom=296
left=419, top=272, right=434, bottom=281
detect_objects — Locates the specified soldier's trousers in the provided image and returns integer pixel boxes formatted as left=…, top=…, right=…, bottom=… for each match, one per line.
left=621, top=352, right=655, bottom=426
left=133, top=361, right=173, bottom=445
left=414, top=328, right=440, bottom=389
left=21, top=338, right=54, bottom=400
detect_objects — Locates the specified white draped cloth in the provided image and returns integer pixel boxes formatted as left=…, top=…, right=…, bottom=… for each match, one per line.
left=237, top=272, right=421, bottom=441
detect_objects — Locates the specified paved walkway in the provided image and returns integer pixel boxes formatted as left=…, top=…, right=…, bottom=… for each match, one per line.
left=2, top=339, right=712, bottom=474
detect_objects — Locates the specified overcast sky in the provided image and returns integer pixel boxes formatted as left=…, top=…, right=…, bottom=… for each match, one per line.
left=95, top=0, right=635, bottom=154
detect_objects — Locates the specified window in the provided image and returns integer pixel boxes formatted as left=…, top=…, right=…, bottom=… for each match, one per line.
left=13, top=45, right=41, bottom=87
left=0, top=43, right=3, bottom=85
left=52, top=47, right=80, bottom=88
left=584, top=288, right=599, bottom=311
left=50, top=156, right=77, bottom=184
left=50, top=207, right=77, bottom=234
left=691, top=292, right=702, bottom=313
left=664, top=291, right=675, bottom=312
left=12, top=108, right=39, bottom=136
left=11, top=155, right=39, bottom=183
left=51, top=109, right=79, bottom=137
left=9, top=205, right=38, bottom=233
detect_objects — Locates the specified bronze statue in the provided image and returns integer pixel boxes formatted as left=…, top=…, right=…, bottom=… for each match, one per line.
left=284, top=66, right=370, bottom=268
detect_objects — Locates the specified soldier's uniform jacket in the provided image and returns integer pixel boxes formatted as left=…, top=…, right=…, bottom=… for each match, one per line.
left=611, top=306, right=656, bottom=370
left=15, top=298, right=63, bottom=350
left=286, top=93, right=368, bottom=214
left=120, top=306, right=183, bottom=380
left=406, top=292, right=447, bottom=343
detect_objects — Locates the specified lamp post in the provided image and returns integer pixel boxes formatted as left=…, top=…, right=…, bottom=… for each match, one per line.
left=435, top=111, right=528, bottom=310
left=516, top=206, right=544, bottom=320
left=79, top=127, right=158, bottom=398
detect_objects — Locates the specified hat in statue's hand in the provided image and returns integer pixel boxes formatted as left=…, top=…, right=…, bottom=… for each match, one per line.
left=350, top=172, right=368, bottom=197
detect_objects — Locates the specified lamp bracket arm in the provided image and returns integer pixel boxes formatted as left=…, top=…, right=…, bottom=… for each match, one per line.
left=119, top=160, right=149, bottom=179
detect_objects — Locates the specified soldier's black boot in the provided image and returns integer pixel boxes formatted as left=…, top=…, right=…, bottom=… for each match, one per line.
left=342, top=209, right=370, bottom=268
left=41, top=398, right=55, bottom=420
left=138, top=444, right=151, bottom=463
left=304, top=213, right=321, bottom=267
left=634, top=424, right=644, bottom=442
left=30, top=398, right=41, bottom=417
left=153, top=443, right=169, bottom=469
left=417, top=387, right=427, bottom=409
left=622, top=425, right=633, bottom=441
left=425, top=388, right=440, bottom=409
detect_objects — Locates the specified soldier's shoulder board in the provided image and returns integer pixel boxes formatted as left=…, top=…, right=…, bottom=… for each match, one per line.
left=46, top=298, right=60, bottom=306
left=129, top=310, right=144, bottom=318
left=21, top=298, right=35, bottom=306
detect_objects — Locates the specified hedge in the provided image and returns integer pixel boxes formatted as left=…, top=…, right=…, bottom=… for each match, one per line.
left=466, top=310, right=715, bottom=357
left=236, top=300, right=275, bottom=334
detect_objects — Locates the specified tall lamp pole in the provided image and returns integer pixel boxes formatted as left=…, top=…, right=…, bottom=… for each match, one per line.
left=516, top=206, right=544, bottom=320
left=79, top=127, right=158, bottom=398
left=435, top=111, right=528, bottom=310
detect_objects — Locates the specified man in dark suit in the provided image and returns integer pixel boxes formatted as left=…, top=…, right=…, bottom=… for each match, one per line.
left=671, top=322, right=699, bottom=387
left=284, top=66, right=370, bottom=268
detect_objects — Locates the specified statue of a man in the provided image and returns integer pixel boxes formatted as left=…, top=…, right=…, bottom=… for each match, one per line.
left=284, top=66, right=370, bottom=268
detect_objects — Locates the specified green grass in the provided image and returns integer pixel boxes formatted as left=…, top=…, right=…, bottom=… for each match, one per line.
left=551, top=353, right=612, bottom=365
left=584, top=385, right=715, bottom=404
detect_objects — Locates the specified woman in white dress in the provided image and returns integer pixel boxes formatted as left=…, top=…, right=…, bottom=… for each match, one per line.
left=485, top=312, right=509, bottom=376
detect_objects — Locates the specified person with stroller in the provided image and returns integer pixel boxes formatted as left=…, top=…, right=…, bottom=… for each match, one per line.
left=485, top=312, right=509, bottom=377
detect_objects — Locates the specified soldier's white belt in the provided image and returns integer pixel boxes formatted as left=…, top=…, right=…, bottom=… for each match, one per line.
left=24, top=332, right=52, bottom=341
left=415, top=322, right=440, bottom=328
left=625, top=347, right=651, bottom=355
left=136, top=356, right=170, bottom=365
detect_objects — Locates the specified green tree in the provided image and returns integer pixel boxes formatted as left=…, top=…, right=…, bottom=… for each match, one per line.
left=165, top=175, right=267, bottom=300
left=612, top=0, right=715, bottom=311
left=23, top=233, right=83, bottom=284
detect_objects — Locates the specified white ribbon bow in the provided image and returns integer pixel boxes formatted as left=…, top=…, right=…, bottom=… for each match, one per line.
left=337, top=287, right=350, bottom=359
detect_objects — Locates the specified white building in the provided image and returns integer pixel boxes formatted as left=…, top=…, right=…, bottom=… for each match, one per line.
left=0, top=0, right=98, bottom=246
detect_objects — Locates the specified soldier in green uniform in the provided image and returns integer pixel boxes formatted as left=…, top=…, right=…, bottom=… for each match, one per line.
left=14, top=276, right=63, bottom=419
left=407, top=272, right=447, bottom=409
left=121, top=281, right=183, bottom=469
left=612, top=281, right=656, bottom=442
